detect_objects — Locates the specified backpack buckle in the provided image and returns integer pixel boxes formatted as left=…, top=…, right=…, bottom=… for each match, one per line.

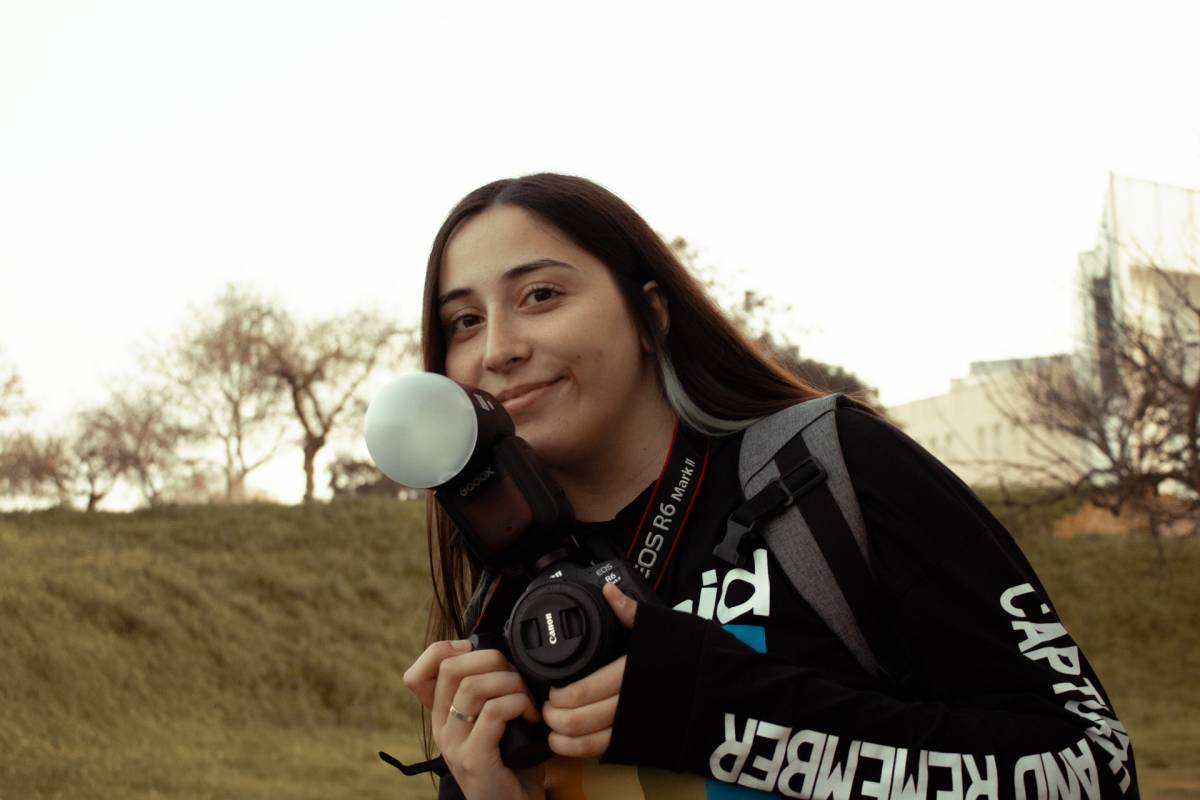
left=713, top=516, right=757, bottom=565
left=773, top=456, right=827, bottom=506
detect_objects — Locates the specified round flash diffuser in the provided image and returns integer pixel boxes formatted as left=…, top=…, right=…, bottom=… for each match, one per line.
left=365, top=373, right=479, bottom=488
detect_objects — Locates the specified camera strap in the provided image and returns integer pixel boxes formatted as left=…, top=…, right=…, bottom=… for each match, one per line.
left=624, top=420, right=710, bottom=591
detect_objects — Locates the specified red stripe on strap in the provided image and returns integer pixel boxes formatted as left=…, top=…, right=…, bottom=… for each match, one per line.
left=653, top=438, right=711, bottom=591
left=625, top=420, right=681, bottom=561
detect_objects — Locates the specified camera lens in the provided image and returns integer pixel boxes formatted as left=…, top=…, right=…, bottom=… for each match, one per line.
left=507, top=581, right=609, bottom=683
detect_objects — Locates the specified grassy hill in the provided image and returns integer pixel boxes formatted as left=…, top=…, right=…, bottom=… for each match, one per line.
left=0, top=496, right=1196, bottom=799
left=0, top=499, right=437, bottom=799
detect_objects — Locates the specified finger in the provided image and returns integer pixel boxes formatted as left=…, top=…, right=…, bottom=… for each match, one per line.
left=432, top=649, right=515, bottom=728
left=603, top=581, right=638, bottom=628
left=542, top=693, right=618, bottom=738
left=548, top=726, right=613, bottom=759
left=546, top=655, right=625, bottom=708
left=467, top=692, right=541, bottom=752
left=452, top=671, right=541, bottom=724
left=403, top=640, right=472, bottom=708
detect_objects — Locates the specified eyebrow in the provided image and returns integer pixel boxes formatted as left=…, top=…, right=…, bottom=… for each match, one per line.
left=437, top=258, right=575, bottom=308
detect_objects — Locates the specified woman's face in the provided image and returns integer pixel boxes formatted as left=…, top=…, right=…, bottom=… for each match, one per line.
left=437, top=204, right=664, bottom=469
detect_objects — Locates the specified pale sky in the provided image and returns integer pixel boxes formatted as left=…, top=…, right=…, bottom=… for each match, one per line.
left=3, top=0, right=1200, bottom=505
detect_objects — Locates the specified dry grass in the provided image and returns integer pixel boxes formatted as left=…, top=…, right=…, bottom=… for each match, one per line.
left=1, top=494, right=1196, bottom=798
left=0, top=499, right=437, bottom=799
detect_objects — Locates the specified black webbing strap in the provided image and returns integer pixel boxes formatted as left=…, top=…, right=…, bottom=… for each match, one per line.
left=781, top=434, right=910, bottom=683
left=714, top=428, right=826, bottom=564
left=716, top=427, right=909, bottom=684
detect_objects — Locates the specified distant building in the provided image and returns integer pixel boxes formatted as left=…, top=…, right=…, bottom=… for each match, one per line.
left=889, top=174, right=1200, bottom=489
left=887, top=356, right=1084, bottom=489
left=1076, top=173, right=1200, bottom=394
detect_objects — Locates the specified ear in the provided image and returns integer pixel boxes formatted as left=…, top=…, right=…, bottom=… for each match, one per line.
left=641, top=281, right=670, bottom=352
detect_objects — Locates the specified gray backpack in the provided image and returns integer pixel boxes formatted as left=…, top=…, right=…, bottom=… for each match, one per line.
left=717, top=393, right=907, bottom=682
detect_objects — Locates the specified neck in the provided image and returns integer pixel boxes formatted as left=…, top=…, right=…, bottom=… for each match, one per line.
left=551, top=392, right=678, bottom=523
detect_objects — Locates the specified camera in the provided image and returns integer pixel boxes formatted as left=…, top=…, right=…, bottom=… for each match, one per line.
left=365, top=373, right=659, bottom=770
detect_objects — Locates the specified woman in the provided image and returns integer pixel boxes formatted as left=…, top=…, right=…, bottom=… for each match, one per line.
left=402, top=173, right=1138, bottom=799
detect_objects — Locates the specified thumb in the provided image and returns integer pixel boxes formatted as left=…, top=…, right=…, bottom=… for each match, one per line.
left=602, top=581, right=638, bottom=629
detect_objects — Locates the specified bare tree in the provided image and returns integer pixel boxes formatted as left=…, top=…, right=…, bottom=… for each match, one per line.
left=987, top=260, right=1199, bottom=539
left=0, top=391, right=134, bottom=511
left=88, top=386, right=197, bottom=507
left=156, top=284, right=289, bottom=502
left=62, top=415, right=127, bottom=511
left=260, top=308, right=409, bottom=502
left=0, top=359, right=28, bottom=424
left=0, top=422, right=125, bottom=511
left=0, top=431, right=43, bottom=504
left=0, top=358, right=34, bottom=502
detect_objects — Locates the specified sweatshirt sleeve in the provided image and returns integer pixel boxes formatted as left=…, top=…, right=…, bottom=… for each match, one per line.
left=603, top=407, right=1139, bottom=799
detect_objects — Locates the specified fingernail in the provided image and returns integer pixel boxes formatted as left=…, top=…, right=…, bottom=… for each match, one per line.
left=451, top=639, right=471, bottom=651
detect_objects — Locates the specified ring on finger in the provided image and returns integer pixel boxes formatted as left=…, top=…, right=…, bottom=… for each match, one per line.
left=448, top=704, right=477, bottom=724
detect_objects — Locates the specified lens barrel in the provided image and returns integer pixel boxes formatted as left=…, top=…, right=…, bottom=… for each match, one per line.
left=507, top=580, right=615, bottom=683
left=504, top=559, right=655, bottom=686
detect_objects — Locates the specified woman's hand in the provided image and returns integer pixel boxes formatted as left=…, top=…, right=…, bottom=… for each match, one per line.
left=542, top=582, right=638, bottom=759
left=404, top=640, right=545, bottom=800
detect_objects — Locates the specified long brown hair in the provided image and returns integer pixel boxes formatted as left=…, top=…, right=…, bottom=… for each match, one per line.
left=418, top=172, right=877, bottom=646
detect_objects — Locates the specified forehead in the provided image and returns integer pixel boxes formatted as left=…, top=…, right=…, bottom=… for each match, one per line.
left=440, top=205, right=595, bottom=289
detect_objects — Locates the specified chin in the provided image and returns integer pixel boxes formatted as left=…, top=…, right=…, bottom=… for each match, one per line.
left=516, top=420, right=586, bottom=470
left=513, top=418, right=550, bottom=450
left=517, top=430, right=566, bottom=466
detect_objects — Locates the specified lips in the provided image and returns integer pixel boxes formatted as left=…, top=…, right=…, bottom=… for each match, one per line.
left=494, top=378, right=563, bottom=414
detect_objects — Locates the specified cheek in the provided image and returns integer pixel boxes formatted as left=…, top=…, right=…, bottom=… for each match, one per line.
left=583, top=307, right=643, bottom=367
left=443, top=348, right=476, bottom=386
left=571, top=336, right=644, bottom=394
left=571, top=344, right=604, bottom=367
left=566, top=333, right=616, bottom=371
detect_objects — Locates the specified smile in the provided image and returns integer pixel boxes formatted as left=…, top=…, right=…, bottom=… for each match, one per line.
left=497, top=378, right=563, bottom=415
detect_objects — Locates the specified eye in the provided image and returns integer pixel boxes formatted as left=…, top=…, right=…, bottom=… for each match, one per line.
left=521, top=284, right=561, bottom=306
left=448, top=312, right=483, bottom=335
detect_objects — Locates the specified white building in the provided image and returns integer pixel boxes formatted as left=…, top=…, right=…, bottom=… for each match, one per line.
left=887, top=357, right=1083, bottom=489
left=889, top=174, right=1200, bottom=490
left=1076, top=173, right=1200, bottom=394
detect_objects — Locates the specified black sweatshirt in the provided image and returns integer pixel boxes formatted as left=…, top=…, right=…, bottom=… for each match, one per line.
left=443, top=407, right=1138, bottom=799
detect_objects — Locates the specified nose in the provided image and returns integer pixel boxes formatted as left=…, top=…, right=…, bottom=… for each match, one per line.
left=482, top=313, right=531, bottom=373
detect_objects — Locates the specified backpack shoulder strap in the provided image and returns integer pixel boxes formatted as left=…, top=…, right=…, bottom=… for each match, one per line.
left=720, top=394, right=900, bottom=680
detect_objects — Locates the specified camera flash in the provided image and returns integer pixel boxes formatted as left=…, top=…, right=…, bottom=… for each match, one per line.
left=365, top=373, right=479, bottom=488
